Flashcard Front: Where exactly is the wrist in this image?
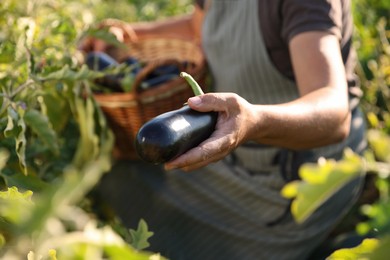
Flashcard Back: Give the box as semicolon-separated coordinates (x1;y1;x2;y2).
244;104;269;144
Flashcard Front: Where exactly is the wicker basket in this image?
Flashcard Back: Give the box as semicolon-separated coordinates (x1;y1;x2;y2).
92;35;207;160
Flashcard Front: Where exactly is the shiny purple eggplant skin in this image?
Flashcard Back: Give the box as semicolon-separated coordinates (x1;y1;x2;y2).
135;106;218;164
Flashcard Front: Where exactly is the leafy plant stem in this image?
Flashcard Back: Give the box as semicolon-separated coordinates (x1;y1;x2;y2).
11;79;35;98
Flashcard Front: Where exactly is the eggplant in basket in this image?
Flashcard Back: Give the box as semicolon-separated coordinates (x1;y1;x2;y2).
87;52;182;92
86;51;123;91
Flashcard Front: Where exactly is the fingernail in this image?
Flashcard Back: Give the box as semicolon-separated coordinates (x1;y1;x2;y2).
189;96;202;106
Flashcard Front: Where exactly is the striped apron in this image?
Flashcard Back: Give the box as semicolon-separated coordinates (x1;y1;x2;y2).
97;0;367;259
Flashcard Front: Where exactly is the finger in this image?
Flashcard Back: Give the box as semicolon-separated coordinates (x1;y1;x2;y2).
179;159;211;172
164;135;228;171
187;93;228;113
164;146;205;171
164;148;216;172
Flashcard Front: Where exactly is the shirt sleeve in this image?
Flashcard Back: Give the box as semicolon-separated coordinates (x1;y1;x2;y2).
281;0;343;43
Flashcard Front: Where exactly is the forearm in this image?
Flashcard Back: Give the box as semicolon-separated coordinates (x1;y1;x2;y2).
129;14;193;38
248;87;351;150
128;6;203;41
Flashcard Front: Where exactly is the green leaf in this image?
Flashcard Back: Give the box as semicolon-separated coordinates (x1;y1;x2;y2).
4;106;20;138
41;92;70;133
72;96;100;167
356;197;390;237
367;129;390;163
85;28;125;49
282;149;365;223
104;244;162;260
121;74;134;93
40;64;104;81
14;106;27;175
129;219;154;251
40;64;75;81
0;186;34;224
370;236;390;260
366;112;380;128
0;186;33;201
0;149;9;171
280;180;299;199
327;238;379;259
1;171;48;192
0;233;5;249
24;109;60;155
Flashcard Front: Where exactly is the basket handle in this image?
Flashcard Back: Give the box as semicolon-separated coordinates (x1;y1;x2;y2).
99;18;139;43
132;59;185;93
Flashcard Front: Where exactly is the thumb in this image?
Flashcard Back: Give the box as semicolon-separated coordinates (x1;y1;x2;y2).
187;93;223;112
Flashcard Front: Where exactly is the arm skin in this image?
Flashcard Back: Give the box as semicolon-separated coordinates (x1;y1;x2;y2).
76;7;351;172
78;5;204;52
164;31;351;171
127;6;204;42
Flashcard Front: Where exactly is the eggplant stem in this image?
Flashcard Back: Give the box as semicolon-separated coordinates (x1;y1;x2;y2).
180;72;204;96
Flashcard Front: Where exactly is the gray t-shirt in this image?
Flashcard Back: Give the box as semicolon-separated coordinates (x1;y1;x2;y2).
196;0;358;90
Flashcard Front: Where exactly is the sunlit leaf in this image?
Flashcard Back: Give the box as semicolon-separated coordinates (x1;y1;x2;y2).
4;106;19;138
356;222;372;235
282;149;365;223
0;149;9;170
299;162;331;184
280;181;299;199
356;199;390;237
370;236;390;260
367;129;390;163
40;64;104;81
327;238;379;259
104;245;162;260
0;186;34;224
1;171;48;192
85;28;125;48
0;233;5;248
15;107;27;175
48;249;57;260
24;109;60;155
366;112;380;128
129;219;154;251
0;186;33;200
41;92;70;133
72;95;100;167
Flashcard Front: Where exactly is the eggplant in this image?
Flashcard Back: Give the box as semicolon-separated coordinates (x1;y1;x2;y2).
86;51;123;91
122;57;142;75
135;105;218;164
149;64;180;77
86;51;118;71
140;74;179;90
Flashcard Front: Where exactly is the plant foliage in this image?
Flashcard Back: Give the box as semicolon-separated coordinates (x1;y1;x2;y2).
0;0;388;259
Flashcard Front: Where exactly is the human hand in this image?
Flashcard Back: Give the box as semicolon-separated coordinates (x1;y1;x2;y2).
164;92;256;172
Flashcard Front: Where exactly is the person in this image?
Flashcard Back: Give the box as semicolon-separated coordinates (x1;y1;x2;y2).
81;0;367;259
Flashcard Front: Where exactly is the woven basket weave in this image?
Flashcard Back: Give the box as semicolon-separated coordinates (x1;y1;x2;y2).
92;34;207;160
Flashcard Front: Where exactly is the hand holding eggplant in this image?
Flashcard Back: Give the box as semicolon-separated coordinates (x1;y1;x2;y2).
164;92;256;172
135;72;217;164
